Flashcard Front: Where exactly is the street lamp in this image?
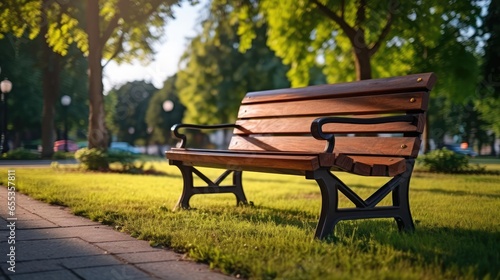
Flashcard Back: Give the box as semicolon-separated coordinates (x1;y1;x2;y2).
162;100;174;112
61;95;71;152
1;78;13;153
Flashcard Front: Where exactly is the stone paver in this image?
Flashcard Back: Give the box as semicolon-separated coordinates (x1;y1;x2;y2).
0;187;233;280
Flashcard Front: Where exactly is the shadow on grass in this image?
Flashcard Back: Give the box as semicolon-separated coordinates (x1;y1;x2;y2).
341;220;500;279
351;183;500;199
244;206;497;278
212;204;499;279
237;204;319;230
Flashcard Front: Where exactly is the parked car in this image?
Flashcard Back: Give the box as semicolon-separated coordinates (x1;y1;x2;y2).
77;141;88;149
443;144;477;157
109;142;141;154
53;140;79;152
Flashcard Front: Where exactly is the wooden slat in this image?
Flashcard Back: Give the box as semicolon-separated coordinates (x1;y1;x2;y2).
229;136;421;157
237;92;428;118
234;114;424;135
334;155;406;176
166;149;320;172
242;73;436;104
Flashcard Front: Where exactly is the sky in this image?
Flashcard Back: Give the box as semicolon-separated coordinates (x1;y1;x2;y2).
102;2;207;93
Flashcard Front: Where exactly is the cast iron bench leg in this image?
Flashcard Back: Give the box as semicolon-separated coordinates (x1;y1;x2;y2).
307;169;342;239
174;165;195;209
173;164;248;210
307;160;416;239
393;159;416;232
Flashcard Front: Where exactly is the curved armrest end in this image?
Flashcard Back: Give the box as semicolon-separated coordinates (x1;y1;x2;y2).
170;123;239;149
171;124;188;148
311;119;336;153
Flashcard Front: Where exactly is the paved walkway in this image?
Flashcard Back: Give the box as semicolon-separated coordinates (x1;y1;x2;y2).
0;187;233;280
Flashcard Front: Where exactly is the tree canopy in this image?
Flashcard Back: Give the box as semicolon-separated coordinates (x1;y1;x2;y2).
145;75;185;146
478;0;500;136
224;0;482;86
1;0;185;151
108;81;157;145
176;1;290;125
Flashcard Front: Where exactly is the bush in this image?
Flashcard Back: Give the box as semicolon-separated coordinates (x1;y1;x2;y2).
75;148;140;172
107;150;139;171
418;148;485;174
52;151;74;160
1;148;40;160
74;148;109;170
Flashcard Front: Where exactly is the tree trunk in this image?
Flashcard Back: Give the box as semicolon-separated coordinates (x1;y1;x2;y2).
40;8;62;159
491;133;497;157
86;0;109;150
353;47;372;80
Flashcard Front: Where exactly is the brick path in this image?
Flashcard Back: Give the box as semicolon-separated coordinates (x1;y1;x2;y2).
0;187;233;280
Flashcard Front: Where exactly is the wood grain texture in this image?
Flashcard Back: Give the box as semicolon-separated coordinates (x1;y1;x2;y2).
242;73;436;104
334;155;406;176
229;136;421;157
234;115;424;134
238;92;428;118
167;149;320;173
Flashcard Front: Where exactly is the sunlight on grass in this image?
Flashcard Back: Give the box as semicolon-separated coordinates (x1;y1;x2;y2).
1;161;499;279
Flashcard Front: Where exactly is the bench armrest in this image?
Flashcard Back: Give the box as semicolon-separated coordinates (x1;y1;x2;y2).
172;123;238;148
311;115;417;153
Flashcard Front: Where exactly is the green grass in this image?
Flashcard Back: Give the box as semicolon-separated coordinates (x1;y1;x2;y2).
1;161;499;279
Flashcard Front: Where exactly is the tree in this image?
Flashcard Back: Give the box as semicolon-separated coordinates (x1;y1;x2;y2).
145;75;185;146
0;35;43;147
226;0;482;85
85;0;183;150
0;32;88;151
1;0;82;157
176;1;290;126
109;81;157;145
477;0;500;155
1;0;185;151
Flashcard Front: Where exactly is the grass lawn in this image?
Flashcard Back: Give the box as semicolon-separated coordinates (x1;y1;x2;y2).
1;160;499;279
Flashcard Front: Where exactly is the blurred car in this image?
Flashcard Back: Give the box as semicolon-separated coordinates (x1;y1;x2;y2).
109;142;141;154
54;140;79;152
443;144;477;157
77;141;88;149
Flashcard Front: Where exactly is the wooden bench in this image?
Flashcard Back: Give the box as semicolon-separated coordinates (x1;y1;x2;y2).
166;72;436;239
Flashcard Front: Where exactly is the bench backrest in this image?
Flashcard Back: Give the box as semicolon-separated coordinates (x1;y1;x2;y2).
229;73;436;158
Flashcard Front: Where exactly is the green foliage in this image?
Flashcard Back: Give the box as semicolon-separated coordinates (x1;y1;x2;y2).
109;81;158;144
5;164;500;279
145;75;185;145
0;35;89;151
1;148;40;160
1;0;186;151
74;147;148;173
477;0;500;136
107;151;139;171
74;148;109;170
418;148;484;173
176;2;290;125
228;0;481;85
0;0;42;40
51;151;74;160
0;36;44;134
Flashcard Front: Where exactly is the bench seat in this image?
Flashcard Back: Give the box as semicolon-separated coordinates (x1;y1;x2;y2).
168;148;407;177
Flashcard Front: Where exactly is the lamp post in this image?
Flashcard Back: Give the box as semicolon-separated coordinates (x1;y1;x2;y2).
159;100;174;156
1;78;13;153
146;126;153;155
61;95;71;152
